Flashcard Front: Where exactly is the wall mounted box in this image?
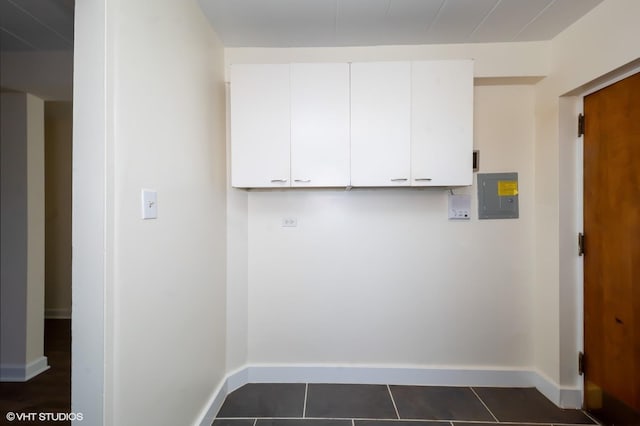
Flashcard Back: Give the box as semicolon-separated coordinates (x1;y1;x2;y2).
477;172;519;219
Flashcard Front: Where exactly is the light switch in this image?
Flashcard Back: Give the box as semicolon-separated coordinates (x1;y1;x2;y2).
141;189;157;220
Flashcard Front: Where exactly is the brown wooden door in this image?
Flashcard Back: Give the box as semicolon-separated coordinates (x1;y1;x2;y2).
583;71;640;422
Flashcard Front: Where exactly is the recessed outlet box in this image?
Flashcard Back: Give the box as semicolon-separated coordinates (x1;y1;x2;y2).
282;217;297;227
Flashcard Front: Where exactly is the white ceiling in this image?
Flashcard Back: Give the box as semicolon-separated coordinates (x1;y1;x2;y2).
199;0;603;47
0;0;74;51
0;0;605;52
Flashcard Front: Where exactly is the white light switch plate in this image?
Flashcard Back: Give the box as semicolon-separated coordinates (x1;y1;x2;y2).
448;194;471;220
141;189;158;219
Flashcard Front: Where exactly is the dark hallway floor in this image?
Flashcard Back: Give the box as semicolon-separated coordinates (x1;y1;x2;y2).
214;383;599;426
0;319;71;425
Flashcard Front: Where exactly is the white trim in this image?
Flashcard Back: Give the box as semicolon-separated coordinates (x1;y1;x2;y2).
195;367;250;425
227;366;250;393
196;379;228;426
45;308;72;319
245;365;533;387
579;62;640;98
0;356;50;382
195;364;582;424
531;369;581;409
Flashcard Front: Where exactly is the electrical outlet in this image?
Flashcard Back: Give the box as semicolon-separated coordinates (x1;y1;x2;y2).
282;217;297;227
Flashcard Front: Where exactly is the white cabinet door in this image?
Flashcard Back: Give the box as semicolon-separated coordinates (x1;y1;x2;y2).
230;64;290;188
291;63;350;187
351;62;411;187
411;60;473;186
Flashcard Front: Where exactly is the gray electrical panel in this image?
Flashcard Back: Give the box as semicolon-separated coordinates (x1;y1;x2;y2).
477;172;519;219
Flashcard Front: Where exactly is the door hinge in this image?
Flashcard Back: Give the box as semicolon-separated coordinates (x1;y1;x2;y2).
578;113;585;137
578;351;585;375
578;232;585;256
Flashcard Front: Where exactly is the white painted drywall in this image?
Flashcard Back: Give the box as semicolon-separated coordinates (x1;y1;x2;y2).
72;0;111;421
45;102;73;319
73;0;227;424
25;94;46;365
110;0;227;425
533;0;640;389
1;93;29;368
0;92;46;377
226;42;550;78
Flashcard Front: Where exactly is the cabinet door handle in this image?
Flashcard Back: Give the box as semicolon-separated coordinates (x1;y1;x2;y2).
390;178;408;182
414;178;433;181
294;179;311;183
270;179;288;183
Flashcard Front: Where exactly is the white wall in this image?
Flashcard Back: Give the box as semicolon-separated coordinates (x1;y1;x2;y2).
224;45;540;374
0;92;47;380
72;0;112;420
25;94;46;366
73;0;227;424
45;102;73;319
533;0;640;391
226;42;549;78
1;93;29;368
243;85;534;368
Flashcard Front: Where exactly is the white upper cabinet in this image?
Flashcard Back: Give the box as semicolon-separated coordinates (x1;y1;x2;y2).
350;62;412;187
230;64;290;188
291;63;350;187
411;60;474;186
230;60;473;189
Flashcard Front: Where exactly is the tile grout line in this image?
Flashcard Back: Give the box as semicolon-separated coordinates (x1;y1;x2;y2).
387;384;401;420
303;383;309;418
469;386;499;423
581;409;602;425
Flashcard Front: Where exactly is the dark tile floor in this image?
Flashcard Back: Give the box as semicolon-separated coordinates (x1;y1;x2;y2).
214;383;598;426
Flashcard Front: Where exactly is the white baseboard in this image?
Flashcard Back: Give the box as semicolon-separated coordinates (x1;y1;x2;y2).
244;365;534;387
45;308;72;319
196;379;228;426
195;364;582;424
0;356;50;382
531;369;582;409
226;367;249;394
